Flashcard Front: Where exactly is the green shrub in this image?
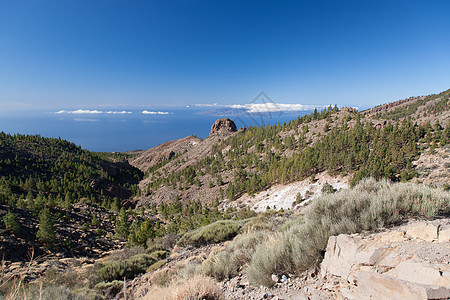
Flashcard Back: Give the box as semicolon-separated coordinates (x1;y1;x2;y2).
321;182;335;194
178;220;242;247
148;250;169;261
147;260;166;273
247;179;450;286
97;261;127;282
97;252;164;282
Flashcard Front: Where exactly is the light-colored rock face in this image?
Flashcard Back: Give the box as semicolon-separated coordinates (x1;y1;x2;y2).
403;222;439;242
356;272;427;300
320;219;450;300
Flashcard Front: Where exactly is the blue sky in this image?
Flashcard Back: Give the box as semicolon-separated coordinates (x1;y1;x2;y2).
1;0;449;112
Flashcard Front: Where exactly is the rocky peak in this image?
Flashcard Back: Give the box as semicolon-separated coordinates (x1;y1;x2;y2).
209;118;237;136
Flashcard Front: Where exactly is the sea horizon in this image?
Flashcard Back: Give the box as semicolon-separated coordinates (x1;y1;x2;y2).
0;106;317;153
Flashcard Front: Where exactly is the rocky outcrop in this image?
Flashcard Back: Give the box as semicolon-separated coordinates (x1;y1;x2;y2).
321;218;450;299
209;118;237;136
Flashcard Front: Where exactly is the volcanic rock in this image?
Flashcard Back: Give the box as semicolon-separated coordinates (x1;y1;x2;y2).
209;118;237;136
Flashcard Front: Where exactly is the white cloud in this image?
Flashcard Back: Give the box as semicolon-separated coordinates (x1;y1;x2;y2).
55;109;132;114
71;109;103;114
236;103;325;113
193;102;327;113
142;110;172;115
193;103;221;107
105;110;132;114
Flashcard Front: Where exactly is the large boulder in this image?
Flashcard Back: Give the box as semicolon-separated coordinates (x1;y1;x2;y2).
209;118;237;136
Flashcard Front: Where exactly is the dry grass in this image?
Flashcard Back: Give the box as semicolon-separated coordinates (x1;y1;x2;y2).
143;275;224;300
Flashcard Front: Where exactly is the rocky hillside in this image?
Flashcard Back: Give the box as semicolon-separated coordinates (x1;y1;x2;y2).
131;89;450;209
363;88;450;125
135;118;241;206
129;135;202;174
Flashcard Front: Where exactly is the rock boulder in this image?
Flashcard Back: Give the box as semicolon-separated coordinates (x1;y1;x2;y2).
209;118;237;136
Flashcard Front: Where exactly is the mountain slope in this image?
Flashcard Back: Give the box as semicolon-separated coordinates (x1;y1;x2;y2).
133;89;449;209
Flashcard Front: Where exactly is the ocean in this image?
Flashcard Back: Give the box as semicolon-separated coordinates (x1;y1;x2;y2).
0;106;312;152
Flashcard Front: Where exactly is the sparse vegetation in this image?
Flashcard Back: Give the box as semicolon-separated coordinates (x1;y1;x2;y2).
246;179;449;286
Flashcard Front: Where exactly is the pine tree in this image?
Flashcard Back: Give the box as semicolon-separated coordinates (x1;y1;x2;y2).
36;208;55;245
115;207;129;239
3;211;21;236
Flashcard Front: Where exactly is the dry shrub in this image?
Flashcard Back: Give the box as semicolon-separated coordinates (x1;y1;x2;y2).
177;262;202;280
149;267;177;287
143;275;223;300
173;275;224;300
142;285;173;300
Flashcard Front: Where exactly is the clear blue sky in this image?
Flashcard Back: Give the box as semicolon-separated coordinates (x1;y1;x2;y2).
1;0;449;111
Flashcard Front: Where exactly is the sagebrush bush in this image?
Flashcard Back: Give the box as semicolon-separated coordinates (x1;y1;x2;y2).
177;220;242;247
201;231;268;280
247;179;450;286
241;211;289;233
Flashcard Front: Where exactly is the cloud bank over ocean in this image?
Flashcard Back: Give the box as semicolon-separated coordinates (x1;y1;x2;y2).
141;110;172;115
229;103;325;113
193;102;327;114
55;109;132;114
52;102;326;117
